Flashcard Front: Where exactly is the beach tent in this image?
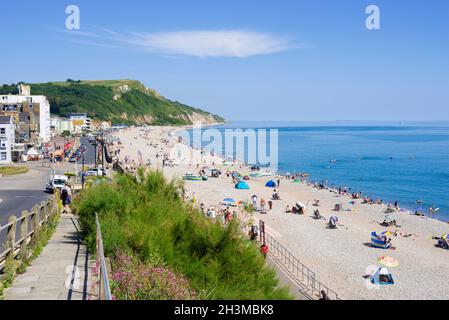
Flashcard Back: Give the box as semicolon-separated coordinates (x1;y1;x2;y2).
265;180;276;188
371;232;391;249
235;181;249;190
372;267;394;285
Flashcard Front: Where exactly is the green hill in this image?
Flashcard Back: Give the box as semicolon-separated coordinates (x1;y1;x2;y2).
0;80;225;125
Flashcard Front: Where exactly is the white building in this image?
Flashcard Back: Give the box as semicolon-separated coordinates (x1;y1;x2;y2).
0;116;15;164
68;113;91;132
50;116;74;135
0;89;51;143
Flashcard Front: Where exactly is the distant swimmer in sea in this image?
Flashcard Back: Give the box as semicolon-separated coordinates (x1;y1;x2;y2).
428;206;440;214
416;200;423;204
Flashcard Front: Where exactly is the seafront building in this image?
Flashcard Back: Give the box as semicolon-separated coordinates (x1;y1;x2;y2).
0;115;15;164
0;84;51;144
68;113;91;133
50;116;75;136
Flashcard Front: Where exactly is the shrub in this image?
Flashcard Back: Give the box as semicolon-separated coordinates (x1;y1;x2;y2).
73;169;291;300
243;202;255;213
111;251;197;300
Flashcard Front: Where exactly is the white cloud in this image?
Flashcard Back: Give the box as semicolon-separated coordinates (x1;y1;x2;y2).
67;29;296;58
126;30;294;58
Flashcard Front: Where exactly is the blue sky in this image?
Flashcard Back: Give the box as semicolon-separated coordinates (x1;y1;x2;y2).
1;0;448;121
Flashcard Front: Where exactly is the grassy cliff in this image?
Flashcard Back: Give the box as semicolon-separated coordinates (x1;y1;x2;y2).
0;80;225;126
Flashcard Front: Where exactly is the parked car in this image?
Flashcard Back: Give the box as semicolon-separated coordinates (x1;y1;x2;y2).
45;175;68;193
84;168;105;176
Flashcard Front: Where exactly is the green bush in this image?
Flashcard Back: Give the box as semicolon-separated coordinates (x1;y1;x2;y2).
73;169;291;300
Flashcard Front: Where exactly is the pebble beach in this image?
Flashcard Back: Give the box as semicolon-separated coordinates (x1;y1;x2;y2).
111;125;449;300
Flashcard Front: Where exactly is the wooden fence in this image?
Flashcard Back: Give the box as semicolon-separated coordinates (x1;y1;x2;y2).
0;192;60;272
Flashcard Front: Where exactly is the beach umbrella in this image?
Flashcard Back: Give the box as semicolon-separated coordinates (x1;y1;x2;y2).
378;255;399;267
265;180;276;188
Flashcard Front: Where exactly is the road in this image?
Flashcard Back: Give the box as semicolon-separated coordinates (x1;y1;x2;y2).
0;167;52;226
77;137;97;166
0;138;99;251
0;166;53;252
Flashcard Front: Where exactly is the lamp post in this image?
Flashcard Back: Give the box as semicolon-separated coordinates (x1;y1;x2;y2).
81;152;85;189
93;140;98;169
100;129;105;175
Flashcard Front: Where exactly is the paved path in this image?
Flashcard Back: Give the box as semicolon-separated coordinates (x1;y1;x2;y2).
4;214;94;300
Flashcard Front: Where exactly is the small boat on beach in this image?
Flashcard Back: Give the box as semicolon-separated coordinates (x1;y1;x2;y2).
249;169;276;178
183;174;208;181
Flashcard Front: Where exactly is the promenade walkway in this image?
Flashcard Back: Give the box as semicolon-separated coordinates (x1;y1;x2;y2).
4;214;94;300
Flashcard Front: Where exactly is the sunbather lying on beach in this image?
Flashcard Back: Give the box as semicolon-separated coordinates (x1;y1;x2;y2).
381;219;398;227
393;230;417;237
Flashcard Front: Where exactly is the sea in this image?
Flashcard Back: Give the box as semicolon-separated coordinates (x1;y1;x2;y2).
184;121;449;222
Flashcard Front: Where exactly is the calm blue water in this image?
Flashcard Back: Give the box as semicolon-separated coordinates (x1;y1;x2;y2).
186;122;449;222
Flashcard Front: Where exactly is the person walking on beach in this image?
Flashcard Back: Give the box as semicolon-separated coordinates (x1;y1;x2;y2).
277;179;280;188
260;198;266;211
251;194;258;208
268;200;273;211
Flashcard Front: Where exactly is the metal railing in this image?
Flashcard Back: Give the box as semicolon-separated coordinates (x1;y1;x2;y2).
95;213;112;300
0;194;59;272
263;229;340;300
